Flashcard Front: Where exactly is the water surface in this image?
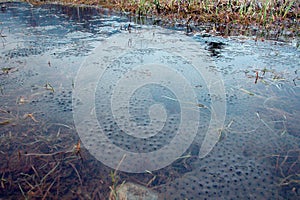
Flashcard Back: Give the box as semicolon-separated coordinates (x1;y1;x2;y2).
0;2;299;199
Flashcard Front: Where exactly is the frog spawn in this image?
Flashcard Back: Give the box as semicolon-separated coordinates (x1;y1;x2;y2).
155;96;300;199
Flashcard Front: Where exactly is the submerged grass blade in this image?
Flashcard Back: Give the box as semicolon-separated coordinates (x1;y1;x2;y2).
0;120;11;125
239;88;255;96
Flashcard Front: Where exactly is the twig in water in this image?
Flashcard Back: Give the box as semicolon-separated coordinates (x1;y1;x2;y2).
256;112;274;132
255;71;259;84
41;162;60;184
42;177;56;200
239;88;255;96
23;113;38;122
18;183;28;200
69;162;82;186
45;83;54;93
145;170;156;187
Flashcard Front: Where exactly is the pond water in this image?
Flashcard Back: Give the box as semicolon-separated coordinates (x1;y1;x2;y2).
0;1;299;199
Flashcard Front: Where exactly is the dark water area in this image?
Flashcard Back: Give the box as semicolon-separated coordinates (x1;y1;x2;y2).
0;1;299;199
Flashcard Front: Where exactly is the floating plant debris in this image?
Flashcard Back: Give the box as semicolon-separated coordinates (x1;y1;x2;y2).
44;83;55;93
